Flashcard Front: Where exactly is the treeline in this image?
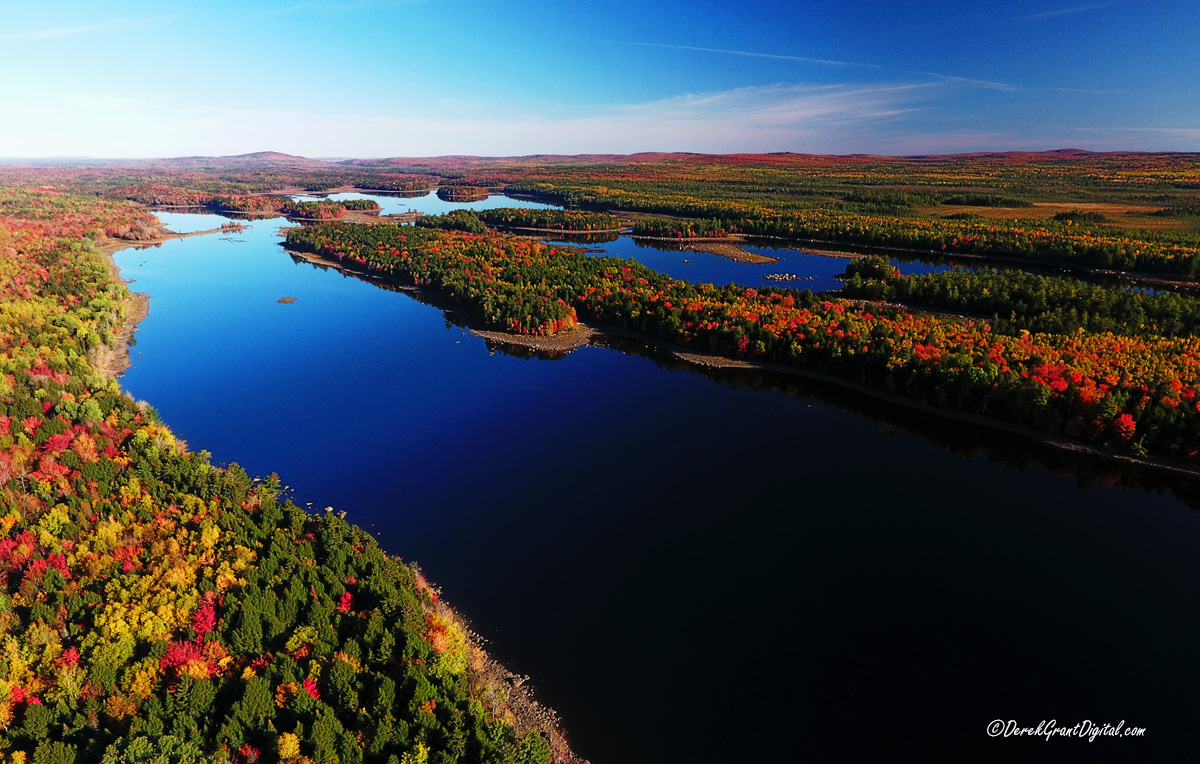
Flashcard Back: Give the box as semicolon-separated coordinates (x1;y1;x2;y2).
841;257;1200;339
631;217;728;238
841;190;1031;213
209;195;285;214
436;188;488;202
940;193;1032;208
287;224;578;336
506;181;1200;277
0;190;560;764
285;222;1200;463
128;189;215;207
415;211;487;235
355;176;436;193
842;189;937;210
476;208;619;231
8;150;1198;219
49;158;1199;278
342;199;382;213
1052;210;1109;224
168;195;383;218
1153;200;1200;218
281;200;381;220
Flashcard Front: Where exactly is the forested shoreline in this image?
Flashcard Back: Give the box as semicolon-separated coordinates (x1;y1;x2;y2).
284;220;1200;466
0;188;573;764
2;149;1200;761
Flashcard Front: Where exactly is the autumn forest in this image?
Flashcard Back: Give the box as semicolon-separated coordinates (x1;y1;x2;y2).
2;149;1200;763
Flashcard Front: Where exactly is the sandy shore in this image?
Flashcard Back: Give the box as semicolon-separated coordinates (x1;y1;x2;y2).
95;224;239;256
472;324;598;352
630;234;739;243
791;246;873;260
681;240;779;264
624;234;781;264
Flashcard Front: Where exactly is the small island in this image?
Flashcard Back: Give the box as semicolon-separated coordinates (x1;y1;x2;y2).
3;148;1200;764
282;199;382;220
354;176;436;194
436;186;489;202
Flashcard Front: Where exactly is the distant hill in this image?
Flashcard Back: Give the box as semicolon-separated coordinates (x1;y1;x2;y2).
341;149;1193;172
153;151;334;170
2;149;1194;172
0;151;335;170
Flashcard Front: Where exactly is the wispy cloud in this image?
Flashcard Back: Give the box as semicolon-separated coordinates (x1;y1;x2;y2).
234;81;933;155
1056;125;1200;141
1136;127;1200;140
0;17;172;41
607;41;880;70
0;81;940;157
921;73;1122;96
592;37;1026;90
8;78;1182;159
1051;86;1127;95
591;38;1119;95
920;72;1024;92
1011;1;1133;23
616;82;931;130
875;130;1041;155
886;0;1133;34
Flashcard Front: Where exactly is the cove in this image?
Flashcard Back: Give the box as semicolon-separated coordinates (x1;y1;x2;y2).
551;235;950;292
112;208;1200;763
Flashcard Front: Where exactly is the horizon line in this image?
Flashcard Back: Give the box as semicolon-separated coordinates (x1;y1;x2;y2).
4;147;1199;164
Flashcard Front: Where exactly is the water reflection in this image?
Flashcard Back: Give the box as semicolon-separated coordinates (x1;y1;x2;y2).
154;210;239;233
510;230;621;245
113;214;1200;764
288;245;1200;510
316;190;561;217
350;188;431;198
591;332;1200;510
548;235;944;292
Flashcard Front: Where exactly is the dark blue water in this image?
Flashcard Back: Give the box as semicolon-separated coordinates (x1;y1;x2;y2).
248;193;952;292
552;235;950;292
118;214;1200;763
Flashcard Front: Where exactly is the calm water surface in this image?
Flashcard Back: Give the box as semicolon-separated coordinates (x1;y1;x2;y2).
309;190;561;216
549;236;948;292
121;211;1200;763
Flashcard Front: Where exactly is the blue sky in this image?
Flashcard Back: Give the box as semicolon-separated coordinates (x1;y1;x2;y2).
0;0;1196;157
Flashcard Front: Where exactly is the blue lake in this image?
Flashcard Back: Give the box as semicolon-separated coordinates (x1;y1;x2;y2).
123;210;1200;763
303;189;561;216
155;211;230;233
550;235;949;292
